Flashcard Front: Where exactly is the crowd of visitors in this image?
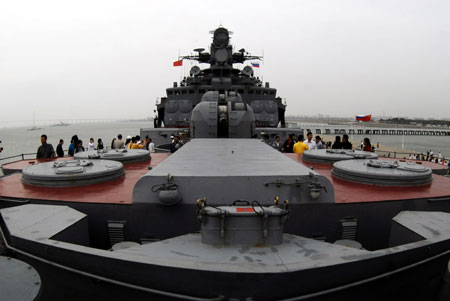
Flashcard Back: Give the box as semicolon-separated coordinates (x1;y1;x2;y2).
404;150;447;164
36;133;157;159
265;132;449;166
33;131;450;166
269;132;359;154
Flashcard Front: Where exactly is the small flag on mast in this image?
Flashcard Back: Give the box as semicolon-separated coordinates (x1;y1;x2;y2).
356;114;371;122
173;59;183;67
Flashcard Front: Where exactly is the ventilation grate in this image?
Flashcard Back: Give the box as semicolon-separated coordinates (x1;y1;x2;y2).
340;217;358;240
107;221;126;246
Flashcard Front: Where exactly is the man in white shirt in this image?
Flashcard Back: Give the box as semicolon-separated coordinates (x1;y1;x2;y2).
144;136;155;153
148;138;155;153
304;132;317;150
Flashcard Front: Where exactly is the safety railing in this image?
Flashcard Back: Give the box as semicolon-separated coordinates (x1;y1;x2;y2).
0;153;37;164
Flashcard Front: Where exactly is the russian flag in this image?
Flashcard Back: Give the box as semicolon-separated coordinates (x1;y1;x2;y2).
173;59;183;67
356;114;371;122
251;62;260;68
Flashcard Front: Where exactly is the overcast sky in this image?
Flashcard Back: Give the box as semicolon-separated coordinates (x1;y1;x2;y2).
1;0;449;126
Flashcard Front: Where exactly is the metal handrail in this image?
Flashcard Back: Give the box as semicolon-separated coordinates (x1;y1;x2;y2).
0;153;37;163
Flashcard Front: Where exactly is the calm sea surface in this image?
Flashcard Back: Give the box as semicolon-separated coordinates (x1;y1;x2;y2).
0;121;449;162
0;121;153;162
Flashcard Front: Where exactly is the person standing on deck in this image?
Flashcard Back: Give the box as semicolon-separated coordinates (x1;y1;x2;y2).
56;139;64;157
124;136;132;149
37;134;55;159
304;132;316;150
97;138;104;150
315;136;325;149
332;136;342;149
293;134;309;154
130;136;145;149
272;136;282;151
75;140;85;153
88;138;95;151
341;135;352;150
363;138;372;152
147;137;155;153
113;134;125;149
153;110;159;128
68;135;78;156
282;136;294;153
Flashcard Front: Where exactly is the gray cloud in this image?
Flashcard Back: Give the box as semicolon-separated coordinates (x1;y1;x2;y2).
1;0;449;126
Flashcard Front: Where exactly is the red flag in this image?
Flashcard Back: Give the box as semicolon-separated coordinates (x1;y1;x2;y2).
356;114;371;122
173;60;183;67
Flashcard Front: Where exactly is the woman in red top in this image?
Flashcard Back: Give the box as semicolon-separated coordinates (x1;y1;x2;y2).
362;138;372;152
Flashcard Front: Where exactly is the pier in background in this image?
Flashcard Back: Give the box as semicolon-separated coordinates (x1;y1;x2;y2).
287;123;450;136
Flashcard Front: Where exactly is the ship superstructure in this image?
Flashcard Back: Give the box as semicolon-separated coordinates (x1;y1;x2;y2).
156;27;286;129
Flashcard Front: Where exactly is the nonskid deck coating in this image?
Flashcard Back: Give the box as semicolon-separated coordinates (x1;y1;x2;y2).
150;139;316;177
0;153;169;204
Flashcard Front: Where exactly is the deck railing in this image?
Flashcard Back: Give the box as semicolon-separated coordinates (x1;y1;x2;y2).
0;153;37;164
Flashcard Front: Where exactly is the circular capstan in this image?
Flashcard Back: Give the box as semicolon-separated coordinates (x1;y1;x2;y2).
332;159;433;186
303;149;378;164
22;159;124;187
74;149;150;164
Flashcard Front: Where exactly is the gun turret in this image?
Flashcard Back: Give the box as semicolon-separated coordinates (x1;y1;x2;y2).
190;91;255;138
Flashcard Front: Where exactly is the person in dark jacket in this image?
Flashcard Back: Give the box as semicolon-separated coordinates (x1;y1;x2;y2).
170;136;182;153
75;140;85;153
37;134;55;159
97;138;104;150
282;136;294;153
56;139;64;157
332;136;342;149
341;134;352;150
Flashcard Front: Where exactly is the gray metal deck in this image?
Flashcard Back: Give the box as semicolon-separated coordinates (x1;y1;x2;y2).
150;138;318;177
2;205;450;273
